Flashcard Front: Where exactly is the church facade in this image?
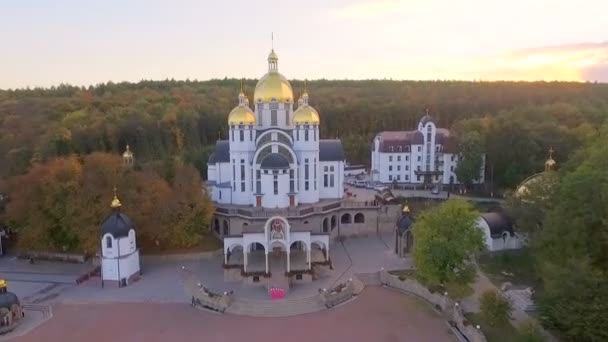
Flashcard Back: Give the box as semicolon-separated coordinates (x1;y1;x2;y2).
371;114;485;186
207;50;344;209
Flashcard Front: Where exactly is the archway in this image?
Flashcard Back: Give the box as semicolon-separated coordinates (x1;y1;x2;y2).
354;213;365;224
214;219;220;234
226;244;244;265
331;215;337;231
341;213;351;224
311;241;328;262
322;218;329;233
223;220;229;235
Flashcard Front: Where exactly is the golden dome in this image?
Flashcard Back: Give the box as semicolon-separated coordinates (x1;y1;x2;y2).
110;187;122;209
0;280;6;289
292;104;320;125
254;72;294;103
228;105;256;125
268;49;278;61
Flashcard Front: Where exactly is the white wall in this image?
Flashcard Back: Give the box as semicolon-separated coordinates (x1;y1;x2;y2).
319;161;343;199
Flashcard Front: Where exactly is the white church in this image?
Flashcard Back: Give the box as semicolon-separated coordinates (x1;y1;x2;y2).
371;113;485;186
100;189;141;288
207;50;344;209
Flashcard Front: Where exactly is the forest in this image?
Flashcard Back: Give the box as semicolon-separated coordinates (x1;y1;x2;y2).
1;79;607;188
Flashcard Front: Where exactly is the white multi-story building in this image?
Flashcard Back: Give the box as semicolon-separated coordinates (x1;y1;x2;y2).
371;114;485;186
207;50;344;209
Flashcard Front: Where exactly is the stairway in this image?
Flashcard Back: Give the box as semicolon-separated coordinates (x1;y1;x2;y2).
351;276;366;295
225;295;326;317
21;303;53;319
355;272;381;286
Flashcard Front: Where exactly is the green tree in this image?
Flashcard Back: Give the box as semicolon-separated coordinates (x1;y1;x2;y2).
412;199;484;285
536;127;608;341
455;130;484;187
480;289;512;327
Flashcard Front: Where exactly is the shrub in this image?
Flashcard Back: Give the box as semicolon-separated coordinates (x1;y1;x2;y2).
515;321;546;342
480;290;512;326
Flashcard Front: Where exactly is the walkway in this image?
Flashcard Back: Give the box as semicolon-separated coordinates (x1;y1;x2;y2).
14;287;457;342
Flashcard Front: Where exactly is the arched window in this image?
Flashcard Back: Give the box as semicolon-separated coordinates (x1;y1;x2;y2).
322;218;329;233
223;220;229;235
341;213;352;224
106;236;112;249
331;216;337;230
354;213;365;224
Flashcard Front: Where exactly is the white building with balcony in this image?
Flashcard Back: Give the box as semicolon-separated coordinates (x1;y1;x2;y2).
370;114;485;186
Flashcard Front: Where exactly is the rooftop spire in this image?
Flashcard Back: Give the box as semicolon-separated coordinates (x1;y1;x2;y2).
545;147;557;172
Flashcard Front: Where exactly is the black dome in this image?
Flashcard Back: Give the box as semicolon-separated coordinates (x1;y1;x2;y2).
260;153;290;169
0;292;19;310
101;212;134;238
397;215;414;235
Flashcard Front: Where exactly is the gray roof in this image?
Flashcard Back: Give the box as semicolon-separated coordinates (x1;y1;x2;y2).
260;153;290;169
101;212;134;238
419;114;434;126
319;140;345;161
397;215;414;235
375;131;424;152
208;140;229;164
481;212;515;238
0;291;19;310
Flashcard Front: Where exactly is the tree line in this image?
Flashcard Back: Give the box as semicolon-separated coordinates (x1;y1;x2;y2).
2;79;607;189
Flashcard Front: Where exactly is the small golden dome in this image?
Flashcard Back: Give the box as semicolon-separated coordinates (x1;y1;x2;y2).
122;144;133;158
110;187;122;209
254;72;294;103
228;105;256;125
292;104;320;125
403;205;411;213
0;280;6;288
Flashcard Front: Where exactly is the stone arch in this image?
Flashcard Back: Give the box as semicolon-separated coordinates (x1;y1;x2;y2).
289;240;309;251
247;242;267;253
253;142;297;167
331;215;337;230
354;212;365;223
255;129;294;147
214;218;220;234
223;220;229;235
322;218;329;233
341;213;352;224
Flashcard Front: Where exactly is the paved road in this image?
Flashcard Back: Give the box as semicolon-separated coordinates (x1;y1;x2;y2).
15;287;456;342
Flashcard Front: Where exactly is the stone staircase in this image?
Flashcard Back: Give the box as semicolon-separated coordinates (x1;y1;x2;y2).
225;295;326;317
355;272;381;286
21;303;53;319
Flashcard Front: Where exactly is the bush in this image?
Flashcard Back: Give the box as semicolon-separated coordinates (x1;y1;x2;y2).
515;321;546;342
480;290;512;327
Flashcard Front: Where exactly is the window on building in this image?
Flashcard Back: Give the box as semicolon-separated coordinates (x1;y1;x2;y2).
330;166;335;187
231;128;234;141
239;129;244;142
389;165;392;171
232;160;236;191
417;156;421;162
389;175;393;181
289;169;295;192
417;175;421;181
106;236;112;248
285;111;290;125
256;170;261;193
397;165;401;171
405;165;409;171
451;155;455;161
314;128;317;141
406;155;409;161
305;129;309;141
389;156;393;162
405;175;409;181
271;110;278;126
249;128;253;141
406;146;410;152
417;146;422;152
240;160;246;192
313;159;317;190
451;166;454;171
397;156;401;162
273;175;278;195
304;159;309;191
397;175;401;181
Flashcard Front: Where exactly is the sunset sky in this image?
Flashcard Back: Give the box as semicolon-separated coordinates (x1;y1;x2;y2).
1;0;607;88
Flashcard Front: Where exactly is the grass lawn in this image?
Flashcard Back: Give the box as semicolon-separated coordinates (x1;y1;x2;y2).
465;312;520;342
478;248;539;288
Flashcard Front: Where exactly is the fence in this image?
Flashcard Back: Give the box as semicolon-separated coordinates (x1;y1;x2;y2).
379;270;487;342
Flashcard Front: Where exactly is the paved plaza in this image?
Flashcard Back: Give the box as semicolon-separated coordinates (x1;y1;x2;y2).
14;287;456;342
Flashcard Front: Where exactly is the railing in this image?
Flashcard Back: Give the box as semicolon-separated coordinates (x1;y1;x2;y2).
214;200;356;218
